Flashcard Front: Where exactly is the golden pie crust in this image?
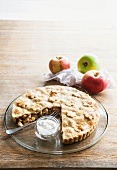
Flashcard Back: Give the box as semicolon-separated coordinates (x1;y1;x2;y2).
12;85;100;144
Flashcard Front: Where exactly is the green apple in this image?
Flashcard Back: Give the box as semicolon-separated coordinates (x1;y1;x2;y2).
77;55;100;74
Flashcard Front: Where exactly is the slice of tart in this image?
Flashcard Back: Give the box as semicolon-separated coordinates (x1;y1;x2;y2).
12;85;100;144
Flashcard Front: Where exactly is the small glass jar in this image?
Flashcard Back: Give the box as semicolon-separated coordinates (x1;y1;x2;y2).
35;115;60;141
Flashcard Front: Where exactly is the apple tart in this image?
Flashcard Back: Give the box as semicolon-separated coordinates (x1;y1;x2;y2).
12;85;100;144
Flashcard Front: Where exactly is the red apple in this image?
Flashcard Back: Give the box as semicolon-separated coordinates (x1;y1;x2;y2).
49;56;71;74
81;70;108;94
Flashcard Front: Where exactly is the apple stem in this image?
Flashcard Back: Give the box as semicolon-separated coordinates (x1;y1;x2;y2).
94;72;99;77
56;56;62;60
83;62;88;67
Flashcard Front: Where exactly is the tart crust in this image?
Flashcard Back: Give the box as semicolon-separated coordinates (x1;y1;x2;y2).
12;85;100;144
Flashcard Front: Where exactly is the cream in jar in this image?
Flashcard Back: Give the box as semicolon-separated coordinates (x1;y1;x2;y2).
35;116;60;140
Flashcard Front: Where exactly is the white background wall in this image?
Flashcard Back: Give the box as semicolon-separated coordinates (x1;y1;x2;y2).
0;0;116;23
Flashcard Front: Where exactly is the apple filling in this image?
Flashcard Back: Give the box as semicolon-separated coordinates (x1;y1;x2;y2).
13;106;61;126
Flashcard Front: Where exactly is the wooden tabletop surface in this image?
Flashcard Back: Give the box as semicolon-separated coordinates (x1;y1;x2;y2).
0;20;117;169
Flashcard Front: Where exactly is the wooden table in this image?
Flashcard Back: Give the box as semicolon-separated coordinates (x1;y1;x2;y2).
0;20;117;169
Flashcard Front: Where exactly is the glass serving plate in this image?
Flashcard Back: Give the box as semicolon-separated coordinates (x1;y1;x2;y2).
4;97;108;155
